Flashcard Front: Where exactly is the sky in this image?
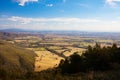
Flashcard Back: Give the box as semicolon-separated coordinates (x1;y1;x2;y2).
1;0;120;32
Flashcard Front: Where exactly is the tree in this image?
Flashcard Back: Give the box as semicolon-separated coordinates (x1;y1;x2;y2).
58;52;84;73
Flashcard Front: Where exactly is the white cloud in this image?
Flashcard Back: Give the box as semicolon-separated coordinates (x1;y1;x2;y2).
46;4;53;7
1;16;119;32
8;16;32;24
106;0;120;7
8;16;99;24
16;0;38;6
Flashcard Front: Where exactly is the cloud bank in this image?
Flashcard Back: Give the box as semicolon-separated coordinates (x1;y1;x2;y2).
8;16;99;24
0;16;119;32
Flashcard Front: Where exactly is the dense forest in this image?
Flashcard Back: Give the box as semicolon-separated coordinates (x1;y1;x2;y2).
0;43;120;80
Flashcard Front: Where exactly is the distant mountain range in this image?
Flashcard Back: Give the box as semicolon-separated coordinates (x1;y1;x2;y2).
0;28;57;33
1;28;120;37
1;28;120;33
0;28;28;32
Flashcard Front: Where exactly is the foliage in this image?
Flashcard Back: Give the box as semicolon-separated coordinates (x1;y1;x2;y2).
58;43;120;73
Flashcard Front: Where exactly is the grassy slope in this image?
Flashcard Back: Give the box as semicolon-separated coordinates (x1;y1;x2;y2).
0;41;36;76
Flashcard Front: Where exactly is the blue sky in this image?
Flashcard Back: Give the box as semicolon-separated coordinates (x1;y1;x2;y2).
1;0;120;32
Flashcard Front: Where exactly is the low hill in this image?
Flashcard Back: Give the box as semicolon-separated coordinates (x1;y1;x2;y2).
0;41;36;78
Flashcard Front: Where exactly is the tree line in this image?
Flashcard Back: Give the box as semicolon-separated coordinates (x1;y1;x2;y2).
58;43;120;74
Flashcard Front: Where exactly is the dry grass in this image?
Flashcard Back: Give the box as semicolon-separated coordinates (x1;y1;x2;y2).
33;47;85;71
63;47;86;56
34;51;63;72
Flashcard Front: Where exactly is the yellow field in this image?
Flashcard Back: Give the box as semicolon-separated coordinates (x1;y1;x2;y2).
34;51;63;72
63;47;86;56
29;47;86;72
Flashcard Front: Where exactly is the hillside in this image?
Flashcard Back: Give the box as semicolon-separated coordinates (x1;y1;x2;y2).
0;41;36;78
